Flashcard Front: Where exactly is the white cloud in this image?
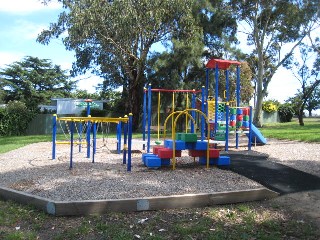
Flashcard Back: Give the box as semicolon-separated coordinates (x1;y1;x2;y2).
12;20;47;40
75;74;104;94
0;0;61;14
266;68;300;103
0;52;24;67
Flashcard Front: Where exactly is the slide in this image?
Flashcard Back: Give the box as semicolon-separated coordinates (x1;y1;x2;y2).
248;124;267;144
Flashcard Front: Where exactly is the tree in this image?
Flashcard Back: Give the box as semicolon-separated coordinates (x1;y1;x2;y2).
287;88;320;118
38;0;207;129
229;0;319;126
288;44;320;125
305;87;320;117
0;56;76;110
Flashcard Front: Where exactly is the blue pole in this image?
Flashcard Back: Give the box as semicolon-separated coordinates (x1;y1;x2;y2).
52;114;57;160
92;122;96;163
79;122;82;152
142;88;147;150
236;65;241;149
86;117;91;158
201;86;205;140
117;121;122;154
225;69;230;151
147;84;152;153
123;118;128;164
116;122;119;152
127;113;133;171
205;68;209;100
86;102;91;116
248;106;253;150
70;120;74;169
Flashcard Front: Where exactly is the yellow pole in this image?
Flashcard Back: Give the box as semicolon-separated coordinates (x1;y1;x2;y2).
172;117;176;170
172;92;175;136
157;91;161;141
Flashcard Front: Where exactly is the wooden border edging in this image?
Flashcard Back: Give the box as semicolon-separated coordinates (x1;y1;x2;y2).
0;187;279;216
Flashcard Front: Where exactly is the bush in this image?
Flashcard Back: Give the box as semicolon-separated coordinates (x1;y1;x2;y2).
278;104;295;122
0;101;35;136
6;101;35;135
80;108;107;117
0;107;7;136
262;99;279;113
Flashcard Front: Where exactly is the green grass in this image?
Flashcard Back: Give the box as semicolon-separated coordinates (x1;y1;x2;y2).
0;201;318;240
260;118;320;142
0;135;52;154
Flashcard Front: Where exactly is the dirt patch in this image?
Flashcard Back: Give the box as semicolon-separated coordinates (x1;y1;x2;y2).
268;190;320;228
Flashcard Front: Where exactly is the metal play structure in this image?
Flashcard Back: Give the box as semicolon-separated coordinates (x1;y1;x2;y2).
142;85;202;153
52;114;133;171
141;58;259;169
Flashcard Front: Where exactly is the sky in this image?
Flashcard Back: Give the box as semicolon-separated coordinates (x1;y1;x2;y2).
0;0;308;103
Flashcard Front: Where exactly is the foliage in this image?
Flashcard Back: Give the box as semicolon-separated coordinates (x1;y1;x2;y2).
0;107;6;136
71;90;101;100
305;87;320;116
285;95;301;116
229;0;319;126
0;101;35;136
80;108;107;117
277;104;295;123
0;56;76;110
262;99;280;113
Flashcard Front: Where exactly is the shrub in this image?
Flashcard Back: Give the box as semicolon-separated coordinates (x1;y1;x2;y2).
262;100;279;113
0;101;35;136
6;101;35;135
80;108;107;117
278;104;295;122
0;107;7;136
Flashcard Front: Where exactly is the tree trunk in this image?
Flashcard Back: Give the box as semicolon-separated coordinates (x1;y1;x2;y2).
253;48;265;127
298;108;305;126
129;83;143;131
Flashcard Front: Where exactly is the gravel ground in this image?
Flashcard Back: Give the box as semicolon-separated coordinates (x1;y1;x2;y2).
0;138;319;201
249;138;320;178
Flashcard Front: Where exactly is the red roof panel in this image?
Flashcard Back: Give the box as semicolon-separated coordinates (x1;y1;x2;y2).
206;59;241;70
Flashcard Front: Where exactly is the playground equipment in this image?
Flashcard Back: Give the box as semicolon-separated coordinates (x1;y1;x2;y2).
52;114;133;171
142;85;202;153
205;58;253;150
142;108;230;169
141;58;266;169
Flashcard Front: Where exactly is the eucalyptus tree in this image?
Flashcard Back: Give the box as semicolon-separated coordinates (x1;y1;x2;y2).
291;44;320;125
38;0;207;129
228;0;319;126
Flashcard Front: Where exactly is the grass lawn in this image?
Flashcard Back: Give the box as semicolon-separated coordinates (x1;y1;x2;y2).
260;118;320;142
0;200;319;240
0;118;320;239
